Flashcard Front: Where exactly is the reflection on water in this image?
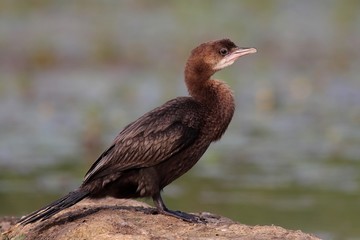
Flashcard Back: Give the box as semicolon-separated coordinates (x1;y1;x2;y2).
1;1;360;240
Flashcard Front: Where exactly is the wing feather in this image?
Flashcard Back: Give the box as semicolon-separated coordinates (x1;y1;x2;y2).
83;98;202;184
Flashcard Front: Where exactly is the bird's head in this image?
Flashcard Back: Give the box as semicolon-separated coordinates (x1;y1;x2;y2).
186;39;256;79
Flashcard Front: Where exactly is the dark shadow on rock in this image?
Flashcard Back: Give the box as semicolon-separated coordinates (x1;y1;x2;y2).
33;205;154;232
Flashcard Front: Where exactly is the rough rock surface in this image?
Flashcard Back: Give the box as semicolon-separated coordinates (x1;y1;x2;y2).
2;198;320;240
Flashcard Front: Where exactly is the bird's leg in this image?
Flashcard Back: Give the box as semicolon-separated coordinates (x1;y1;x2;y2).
152;193;205;223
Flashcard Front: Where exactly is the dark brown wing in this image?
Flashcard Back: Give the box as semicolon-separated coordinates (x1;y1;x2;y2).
83;97;203;184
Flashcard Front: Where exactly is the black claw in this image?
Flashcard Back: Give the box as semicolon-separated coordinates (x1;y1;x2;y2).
163;209;206;223
152;193;207;223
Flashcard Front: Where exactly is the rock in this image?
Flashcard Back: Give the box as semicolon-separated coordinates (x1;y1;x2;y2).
2;198;320;240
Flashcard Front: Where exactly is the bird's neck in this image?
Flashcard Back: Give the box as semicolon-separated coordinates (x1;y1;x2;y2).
185;66;235;133
184;61;213;103
184;63;234;106
191;78;235;141
184;61;235;132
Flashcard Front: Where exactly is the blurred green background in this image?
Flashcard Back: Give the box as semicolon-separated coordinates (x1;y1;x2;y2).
1;1;360;239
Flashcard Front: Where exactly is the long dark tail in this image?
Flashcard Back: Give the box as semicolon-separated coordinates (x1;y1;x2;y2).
17;189;89;225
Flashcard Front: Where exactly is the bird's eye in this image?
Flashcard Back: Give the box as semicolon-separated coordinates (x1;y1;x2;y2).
219;48;229;56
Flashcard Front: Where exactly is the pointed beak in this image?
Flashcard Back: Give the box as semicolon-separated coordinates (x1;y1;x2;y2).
214;47;257;70
230;47;257;60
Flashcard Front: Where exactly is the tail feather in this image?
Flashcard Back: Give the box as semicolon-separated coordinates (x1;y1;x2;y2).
17;189;89;225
